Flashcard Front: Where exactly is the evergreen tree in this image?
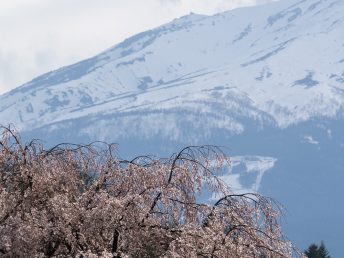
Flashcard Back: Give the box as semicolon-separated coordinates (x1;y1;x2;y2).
305;244;319;258
318;241;331;258
305;242;331;258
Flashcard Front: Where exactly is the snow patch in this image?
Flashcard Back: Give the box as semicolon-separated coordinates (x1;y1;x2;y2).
220;156;277;194
304;135;319;145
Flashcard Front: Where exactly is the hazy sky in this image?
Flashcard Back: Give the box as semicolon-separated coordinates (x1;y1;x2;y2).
0;0;276;94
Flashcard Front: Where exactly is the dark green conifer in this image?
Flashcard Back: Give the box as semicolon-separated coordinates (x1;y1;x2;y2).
305;242;330;258
317;241;331;258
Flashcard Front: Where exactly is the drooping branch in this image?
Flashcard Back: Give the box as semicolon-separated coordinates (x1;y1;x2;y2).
0;127;302;257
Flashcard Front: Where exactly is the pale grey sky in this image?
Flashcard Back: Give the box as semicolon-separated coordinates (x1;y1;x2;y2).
0;0;276;94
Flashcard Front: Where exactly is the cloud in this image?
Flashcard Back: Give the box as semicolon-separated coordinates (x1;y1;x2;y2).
0;0;277;94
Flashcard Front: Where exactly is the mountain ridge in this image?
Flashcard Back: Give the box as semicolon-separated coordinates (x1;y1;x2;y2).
1;0;344;135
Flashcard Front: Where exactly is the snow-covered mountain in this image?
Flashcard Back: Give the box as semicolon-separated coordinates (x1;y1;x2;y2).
1;0;344;134
1;0;344;256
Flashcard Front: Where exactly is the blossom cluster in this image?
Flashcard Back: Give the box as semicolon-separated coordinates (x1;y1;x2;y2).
0;127;302;257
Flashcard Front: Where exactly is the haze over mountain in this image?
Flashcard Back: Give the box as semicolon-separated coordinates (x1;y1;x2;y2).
1;0;344;256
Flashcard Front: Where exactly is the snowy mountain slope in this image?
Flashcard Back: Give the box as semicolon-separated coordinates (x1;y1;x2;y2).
1;0;344;135
219;156;277;194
